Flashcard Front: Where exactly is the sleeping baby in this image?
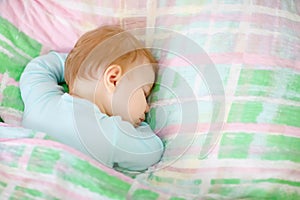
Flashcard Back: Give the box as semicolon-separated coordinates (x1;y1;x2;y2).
20;25;164;171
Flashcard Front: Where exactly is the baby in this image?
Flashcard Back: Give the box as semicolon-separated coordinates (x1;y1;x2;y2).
20;26;164;171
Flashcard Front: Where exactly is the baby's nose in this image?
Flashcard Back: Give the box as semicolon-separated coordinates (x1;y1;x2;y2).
145;104;150;113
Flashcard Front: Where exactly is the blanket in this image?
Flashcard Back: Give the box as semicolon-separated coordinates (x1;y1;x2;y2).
0;0;300;199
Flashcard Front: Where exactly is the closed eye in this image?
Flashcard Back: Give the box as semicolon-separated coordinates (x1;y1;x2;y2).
143;90;148;97
143;84;153;97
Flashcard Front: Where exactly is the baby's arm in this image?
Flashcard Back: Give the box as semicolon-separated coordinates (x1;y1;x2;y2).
73;96;164;171
115;121;164;171
77;114;164;171
20;51;67;114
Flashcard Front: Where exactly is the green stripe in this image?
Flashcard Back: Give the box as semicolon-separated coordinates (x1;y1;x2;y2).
2;86;24;111
0;144;24;168
152;76;162;93
218;132;253;159
273;105;300;127
218;132;300;162
172;72;181;88
253;178;300;187
62;157;130;199
0;39;30;60
169;197;186;200
287;74;300;98
147;108;157;130
194;179;202;185
210;178;300;187
236;69;300;101
0;181;7;194
15;186;43;198
227;102;263;123
150;175;174;184
0;50;27;81
0;16;41;59
0;39;29;81
0;181;7;187
208;186;300;199
0;16;41;113
27;147;60;174
131;189;159;200
228;101;300;127
10;186;59;200
263;135;300;162
211;179;241;185
238;69;273;87
283;72;300;101
28;147;132;199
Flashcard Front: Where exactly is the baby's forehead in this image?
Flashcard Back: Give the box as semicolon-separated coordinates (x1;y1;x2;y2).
128;58;155;73
122;63;155;85
133;56;154;66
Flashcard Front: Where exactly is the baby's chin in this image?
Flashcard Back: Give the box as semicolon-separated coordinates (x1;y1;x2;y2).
132;119;143;127
133;121;141;128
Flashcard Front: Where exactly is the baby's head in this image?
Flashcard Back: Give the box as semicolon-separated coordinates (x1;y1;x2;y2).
65;26;157;126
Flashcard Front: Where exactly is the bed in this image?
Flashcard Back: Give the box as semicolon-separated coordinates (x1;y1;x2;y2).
1;0;300;199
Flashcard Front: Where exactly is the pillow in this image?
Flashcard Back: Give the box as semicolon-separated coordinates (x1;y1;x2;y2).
135;0;300;199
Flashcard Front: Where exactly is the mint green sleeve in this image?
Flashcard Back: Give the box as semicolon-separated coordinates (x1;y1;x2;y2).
20;51;67;110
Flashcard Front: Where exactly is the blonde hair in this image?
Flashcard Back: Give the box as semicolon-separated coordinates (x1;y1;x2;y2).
65;25;157;91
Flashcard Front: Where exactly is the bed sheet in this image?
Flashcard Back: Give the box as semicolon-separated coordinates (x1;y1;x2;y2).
1;0;300;199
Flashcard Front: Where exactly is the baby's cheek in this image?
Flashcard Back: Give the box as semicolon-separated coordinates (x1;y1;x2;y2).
128;95;139;115
129;98;141;115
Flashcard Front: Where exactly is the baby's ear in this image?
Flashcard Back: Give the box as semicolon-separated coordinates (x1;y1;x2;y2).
103;64;122;93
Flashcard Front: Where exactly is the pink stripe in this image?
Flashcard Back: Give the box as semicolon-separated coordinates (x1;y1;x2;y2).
157;12;299;34
160;52;299;70
1;139;166;195
0;74;19;87
18;148;31;169
0;74;20;119
1;138;133;183
0;1;119;52
224;123;300;138
0;122;10;127
252;13;300;34
0;1;79;52
253;1;281;8
155;123;210;138
0;170;97;200
157;123;300;138
163;144;219;159
235;53;299;70
156;166;300;179
157;124;300;158
0;110;22;126
157;13;250;26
